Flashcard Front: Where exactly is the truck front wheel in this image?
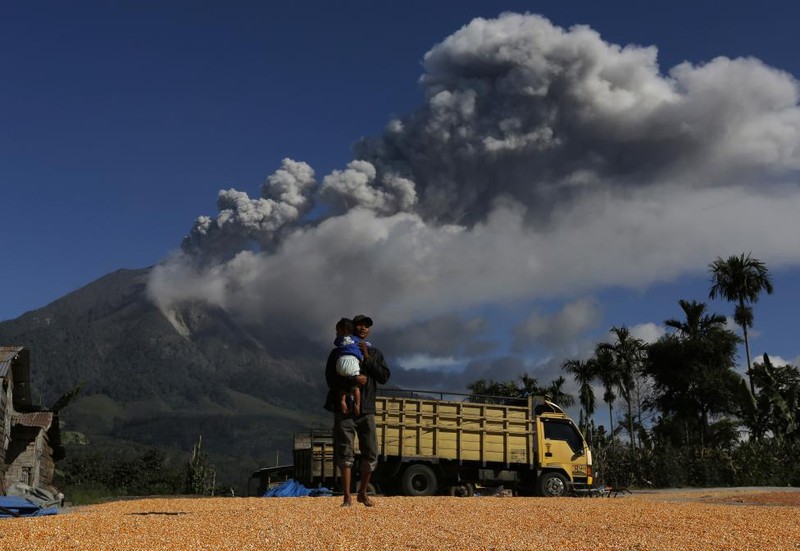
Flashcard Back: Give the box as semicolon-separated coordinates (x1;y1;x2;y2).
538;472;569;497
401;464;438;496
448;482;474;497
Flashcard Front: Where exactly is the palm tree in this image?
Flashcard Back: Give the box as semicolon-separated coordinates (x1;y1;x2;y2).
597;326;647;452
590;347;619;449
562;359;596;436
665;299;727;339
518;373;543;397
648;299;741;447
709;253;774;395
545;376;575;408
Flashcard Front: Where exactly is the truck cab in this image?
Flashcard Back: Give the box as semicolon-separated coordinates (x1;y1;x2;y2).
533;400;592;496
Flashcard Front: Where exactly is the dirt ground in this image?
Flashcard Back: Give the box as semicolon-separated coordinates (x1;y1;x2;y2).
633;486;800;507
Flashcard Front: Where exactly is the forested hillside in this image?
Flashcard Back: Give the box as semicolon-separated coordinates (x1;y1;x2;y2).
0;268;331;493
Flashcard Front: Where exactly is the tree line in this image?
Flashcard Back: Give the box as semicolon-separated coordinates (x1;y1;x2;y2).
470;253;800;488
56;435;223;504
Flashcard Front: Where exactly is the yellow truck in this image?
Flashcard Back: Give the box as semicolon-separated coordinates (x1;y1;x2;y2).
290;389;592;497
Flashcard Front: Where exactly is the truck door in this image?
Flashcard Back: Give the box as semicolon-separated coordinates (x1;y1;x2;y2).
539;417;587;473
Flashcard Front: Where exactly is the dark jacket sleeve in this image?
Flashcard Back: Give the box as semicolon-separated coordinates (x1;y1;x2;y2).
361;347;391;385
356;346;391;415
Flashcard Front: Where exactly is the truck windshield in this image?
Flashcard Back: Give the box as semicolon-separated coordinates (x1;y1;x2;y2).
542;418;584;455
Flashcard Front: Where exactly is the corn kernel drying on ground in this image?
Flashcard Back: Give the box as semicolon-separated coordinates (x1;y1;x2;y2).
1;488;799;551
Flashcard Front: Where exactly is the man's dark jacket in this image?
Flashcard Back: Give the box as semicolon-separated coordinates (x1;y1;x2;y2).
324;345;391;414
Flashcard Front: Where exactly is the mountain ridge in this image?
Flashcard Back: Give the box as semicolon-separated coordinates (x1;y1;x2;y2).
0;267;331;491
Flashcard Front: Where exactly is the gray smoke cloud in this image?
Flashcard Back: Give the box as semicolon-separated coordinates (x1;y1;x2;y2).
181;158;317;260
148;13;800;388
512;298;602;352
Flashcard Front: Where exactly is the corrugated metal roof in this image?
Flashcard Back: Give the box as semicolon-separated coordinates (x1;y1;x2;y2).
12;411;53;430
0;346;26;378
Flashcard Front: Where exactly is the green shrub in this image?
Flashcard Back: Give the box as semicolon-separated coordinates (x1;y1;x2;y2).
594;436;797;489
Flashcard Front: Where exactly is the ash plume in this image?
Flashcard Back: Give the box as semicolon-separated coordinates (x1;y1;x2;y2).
181;158;317;261
148;13;800;382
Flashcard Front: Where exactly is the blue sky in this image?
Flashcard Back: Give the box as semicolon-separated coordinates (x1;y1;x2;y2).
3;1;800;393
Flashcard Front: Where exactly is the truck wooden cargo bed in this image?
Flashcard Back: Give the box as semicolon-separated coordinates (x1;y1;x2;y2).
376;395;536;467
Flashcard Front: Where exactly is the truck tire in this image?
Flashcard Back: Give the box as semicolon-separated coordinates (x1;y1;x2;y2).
400;464;438;496
538;471;569;497
448;482;474;497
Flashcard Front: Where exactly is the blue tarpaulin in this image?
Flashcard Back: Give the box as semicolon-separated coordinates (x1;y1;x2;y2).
262;479;332;498
0;495;58;518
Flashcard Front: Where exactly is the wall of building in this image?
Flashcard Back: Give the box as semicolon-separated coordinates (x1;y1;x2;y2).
4;426;53;489
0;377;11;469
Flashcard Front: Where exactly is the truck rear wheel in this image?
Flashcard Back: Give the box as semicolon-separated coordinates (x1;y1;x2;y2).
538;472;569;497
401;464;438;496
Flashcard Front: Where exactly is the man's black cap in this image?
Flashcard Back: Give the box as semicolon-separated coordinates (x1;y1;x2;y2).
352;314;373;327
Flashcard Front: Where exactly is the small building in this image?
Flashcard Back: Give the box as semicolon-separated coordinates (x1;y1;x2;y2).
0;346;56;493
5;412;54;489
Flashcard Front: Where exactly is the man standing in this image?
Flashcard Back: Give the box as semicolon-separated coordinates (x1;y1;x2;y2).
325;314;391;507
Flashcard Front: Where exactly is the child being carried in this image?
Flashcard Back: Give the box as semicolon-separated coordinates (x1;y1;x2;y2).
334;317;364;416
